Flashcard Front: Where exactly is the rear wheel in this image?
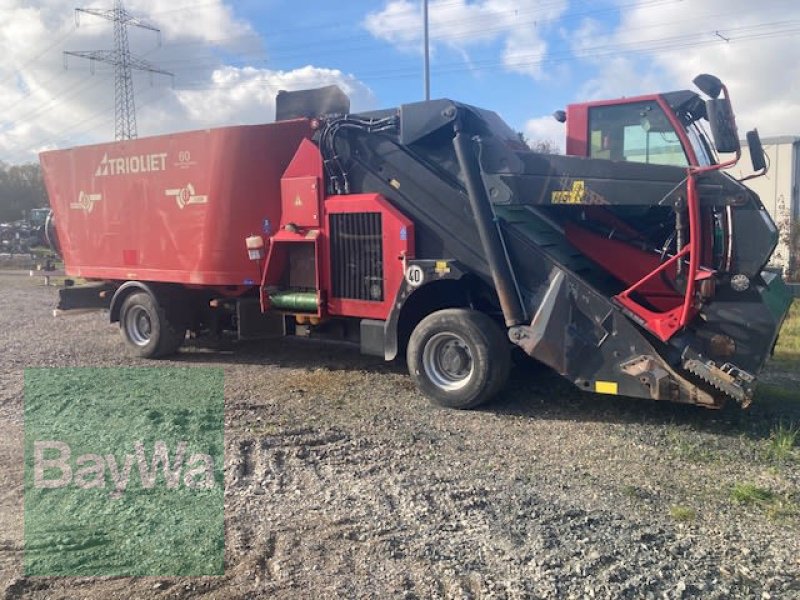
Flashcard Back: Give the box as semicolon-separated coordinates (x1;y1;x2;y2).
119;291;184;358
407;308;510;409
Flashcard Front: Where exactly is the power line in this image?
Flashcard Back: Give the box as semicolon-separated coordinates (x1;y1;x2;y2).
5;3;800;161
3;85;169;163
64;0;172;140
0;28;78;88
139;0;786;76
169;20;800;91
4;75;112;126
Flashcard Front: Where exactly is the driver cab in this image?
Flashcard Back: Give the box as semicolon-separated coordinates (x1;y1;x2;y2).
587;100;689;166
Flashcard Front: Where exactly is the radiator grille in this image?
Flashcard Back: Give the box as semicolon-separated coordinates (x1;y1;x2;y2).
330;212;384;301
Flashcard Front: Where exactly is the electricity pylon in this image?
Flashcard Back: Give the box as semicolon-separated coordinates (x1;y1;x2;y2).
64;0;172;140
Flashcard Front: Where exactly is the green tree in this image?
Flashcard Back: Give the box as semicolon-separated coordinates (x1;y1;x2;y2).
0;162;47;223
516;131;560;154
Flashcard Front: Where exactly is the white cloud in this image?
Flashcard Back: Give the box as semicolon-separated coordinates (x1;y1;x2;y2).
569;0;800;137
0;1;374;163
123;0;251;44
523;115;564;153
159;65;374;130
363;0;568;78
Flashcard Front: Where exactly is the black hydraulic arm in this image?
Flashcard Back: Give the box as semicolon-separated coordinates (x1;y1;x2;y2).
452;116;526;326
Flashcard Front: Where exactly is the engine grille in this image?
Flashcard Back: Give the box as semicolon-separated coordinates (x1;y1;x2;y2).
330;212;384;301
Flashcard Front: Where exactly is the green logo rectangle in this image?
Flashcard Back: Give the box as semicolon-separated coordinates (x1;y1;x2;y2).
24;368;224;576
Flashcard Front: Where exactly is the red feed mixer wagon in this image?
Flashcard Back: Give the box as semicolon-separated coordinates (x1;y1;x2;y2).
41;80;792;410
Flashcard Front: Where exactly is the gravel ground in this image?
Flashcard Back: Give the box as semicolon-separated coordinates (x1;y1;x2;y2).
1;269;799;599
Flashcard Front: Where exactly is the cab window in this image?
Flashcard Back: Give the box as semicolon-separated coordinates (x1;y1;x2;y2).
588;101;688;167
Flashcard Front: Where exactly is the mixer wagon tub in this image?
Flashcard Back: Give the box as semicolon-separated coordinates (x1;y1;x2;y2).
40;120;313;286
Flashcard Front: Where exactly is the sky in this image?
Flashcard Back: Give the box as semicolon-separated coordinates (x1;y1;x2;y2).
1;0;800;164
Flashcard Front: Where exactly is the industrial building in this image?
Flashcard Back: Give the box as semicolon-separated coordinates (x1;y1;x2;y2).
737;135;800;278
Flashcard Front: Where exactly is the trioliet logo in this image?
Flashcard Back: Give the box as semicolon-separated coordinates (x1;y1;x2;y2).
70;190;102;213
95;152;168;177
165;183;208;209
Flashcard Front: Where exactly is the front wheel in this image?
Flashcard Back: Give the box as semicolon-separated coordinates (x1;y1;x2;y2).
407;308;510;409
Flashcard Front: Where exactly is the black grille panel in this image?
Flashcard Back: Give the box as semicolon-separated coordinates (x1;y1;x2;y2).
330;212;384;301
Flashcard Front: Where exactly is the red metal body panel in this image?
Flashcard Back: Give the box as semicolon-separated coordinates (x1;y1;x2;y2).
260;139;414;321
40;120;312;286
281;176;321;227
259;139;326;312
564;222;681;312
280;139;323;228
565;102;588;157
323;194;414;320
260;229;324;316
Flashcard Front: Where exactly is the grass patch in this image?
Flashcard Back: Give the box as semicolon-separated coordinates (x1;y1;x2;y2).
757;384;800;403
767;420;798;462
665;427;718;463
765;499;799;521
729;483;798;520
669;505;697;522
753;383;800;414
730;482;775;505
773;300;799;363
621;484;640;499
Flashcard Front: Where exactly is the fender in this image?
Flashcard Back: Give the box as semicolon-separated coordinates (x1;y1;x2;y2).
108;281;161;323
383;259;471;360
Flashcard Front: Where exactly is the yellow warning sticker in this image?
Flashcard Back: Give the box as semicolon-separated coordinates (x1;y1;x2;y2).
552;180;586;204
594;381;618;395
435;261;451;275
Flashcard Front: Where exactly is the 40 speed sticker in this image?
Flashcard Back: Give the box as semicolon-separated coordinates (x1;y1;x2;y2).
405;265;425;287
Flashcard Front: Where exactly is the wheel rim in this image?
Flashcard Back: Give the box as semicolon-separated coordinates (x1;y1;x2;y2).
422;332;474;391
125;305;152;346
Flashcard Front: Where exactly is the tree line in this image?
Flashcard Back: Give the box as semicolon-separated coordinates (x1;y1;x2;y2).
0;162;47;223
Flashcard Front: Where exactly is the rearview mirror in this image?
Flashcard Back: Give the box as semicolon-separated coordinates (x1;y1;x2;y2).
706;97;740;154
693;74;723;99
746;129;767;172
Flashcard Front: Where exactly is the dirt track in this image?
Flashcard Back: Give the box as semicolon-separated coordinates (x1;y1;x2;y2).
1;269;799;599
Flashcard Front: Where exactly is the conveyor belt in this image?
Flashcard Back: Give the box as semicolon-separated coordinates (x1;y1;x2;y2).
495;204;611;294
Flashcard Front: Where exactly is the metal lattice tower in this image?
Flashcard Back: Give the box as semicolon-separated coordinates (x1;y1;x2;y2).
64;0;172;140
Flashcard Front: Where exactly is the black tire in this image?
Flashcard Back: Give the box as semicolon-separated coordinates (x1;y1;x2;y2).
119;291;184;358
407;308;510;409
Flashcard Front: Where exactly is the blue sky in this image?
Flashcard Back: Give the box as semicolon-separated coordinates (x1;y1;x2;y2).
233;0;619;128
1;0;799;163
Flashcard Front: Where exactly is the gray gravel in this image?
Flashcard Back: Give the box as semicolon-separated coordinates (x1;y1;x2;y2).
1;269;799;599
